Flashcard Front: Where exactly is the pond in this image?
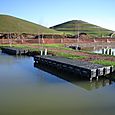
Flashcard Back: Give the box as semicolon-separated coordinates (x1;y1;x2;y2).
0;52;115;115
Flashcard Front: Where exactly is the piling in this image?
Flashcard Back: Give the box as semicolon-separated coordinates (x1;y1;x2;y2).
40;50;43;56
112;51;114;56
102;48;105;54
44;49;48;55
102;48;113;56
109;48;112;55
105;49;108;55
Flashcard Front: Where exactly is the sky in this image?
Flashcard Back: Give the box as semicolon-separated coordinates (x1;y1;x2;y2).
0;0;115;31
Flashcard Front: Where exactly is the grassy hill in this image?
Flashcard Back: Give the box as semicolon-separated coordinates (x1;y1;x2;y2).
50;20;113;37
0;14;61;34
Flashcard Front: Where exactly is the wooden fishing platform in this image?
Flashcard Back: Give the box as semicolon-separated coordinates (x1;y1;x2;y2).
34;56;114;81
1;47;28;55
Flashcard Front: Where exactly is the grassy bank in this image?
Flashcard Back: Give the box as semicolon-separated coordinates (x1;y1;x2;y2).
0;44;38;52
31;43;74;51
0;44;115;66
92;60;115;67
0;44;86;59
50;51;87;59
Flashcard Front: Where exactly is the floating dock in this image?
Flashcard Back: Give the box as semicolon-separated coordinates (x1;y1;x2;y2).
34;56;114;81
1;47;28;55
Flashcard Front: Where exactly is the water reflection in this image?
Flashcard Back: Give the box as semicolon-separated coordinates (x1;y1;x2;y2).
75;78;112;90
34;63;113;91
0;51;28;65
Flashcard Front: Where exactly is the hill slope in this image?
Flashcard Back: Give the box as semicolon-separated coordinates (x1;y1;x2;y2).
50;20;113;37
0;14;60;34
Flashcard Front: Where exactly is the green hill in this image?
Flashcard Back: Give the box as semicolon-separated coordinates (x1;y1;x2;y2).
0;14;61;34
50;20;113;37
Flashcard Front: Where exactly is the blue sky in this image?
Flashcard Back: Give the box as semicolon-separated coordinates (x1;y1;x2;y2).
0;0;115;30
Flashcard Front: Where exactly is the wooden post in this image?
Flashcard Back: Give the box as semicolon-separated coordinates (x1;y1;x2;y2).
105;49;108;55
109;48;112;55
44;49;47;55
94;38;96;43
90;77;93;82
102;48;105;54
40;50;43;56
112;51;114;56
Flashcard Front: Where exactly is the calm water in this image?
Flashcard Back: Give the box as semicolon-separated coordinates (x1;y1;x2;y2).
0;52;115;115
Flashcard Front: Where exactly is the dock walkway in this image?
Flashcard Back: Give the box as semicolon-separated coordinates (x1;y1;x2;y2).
34;56;114;81
1;47;28;55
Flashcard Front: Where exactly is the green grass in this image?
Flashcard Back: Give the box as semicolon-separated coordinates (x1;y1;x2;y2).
32;43;74;51
50;20;112;37
0;44;38;52
34;44;64;48
0;44;29;49
0;14;61;34
92;60;115;67
52;52;87;59
0;43;73;51
0;44;86;59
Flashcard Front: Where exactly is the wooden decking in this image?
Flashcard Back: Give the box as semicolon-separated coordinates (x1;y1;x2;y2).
34;56;114;81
